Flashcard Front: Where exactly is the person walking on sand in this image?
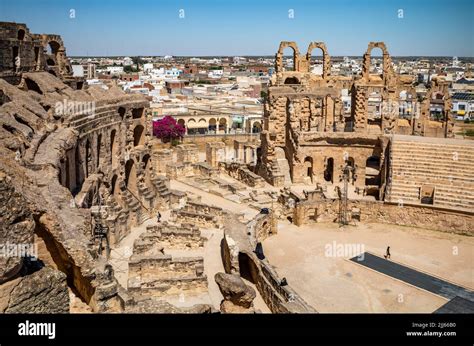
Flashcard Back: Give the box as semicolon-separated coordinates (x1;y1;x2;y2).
156;211;161;223
384;246;391;259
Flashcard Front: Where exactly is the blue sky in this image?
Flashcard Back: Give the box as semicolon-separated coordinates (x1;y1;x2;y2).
1;0;473;56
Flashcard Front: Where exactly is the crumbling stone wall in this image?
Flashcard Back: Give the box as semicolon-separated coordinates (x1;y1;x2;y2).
221;162;265;187
258;40;454;190
0;22;171;312
293;197;473;235
0;22;81;88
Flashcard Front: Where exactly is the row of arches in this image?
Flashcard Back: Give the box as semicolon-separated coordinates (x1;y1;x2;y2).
276;41;390;79
59;103;149;194
122;154;151;196
302;155;381;188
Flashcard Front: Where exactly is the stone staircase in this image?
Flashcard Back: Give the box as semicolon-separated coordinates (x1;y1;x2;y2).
108;195;129;224
121;189;151;225
121;190;141;212
386;136;474;211
150;174;172;201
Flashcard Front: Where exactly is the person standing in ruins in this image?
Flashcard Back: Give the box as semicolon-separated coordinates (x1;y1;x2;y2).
384;246;391;259
156;211;161;223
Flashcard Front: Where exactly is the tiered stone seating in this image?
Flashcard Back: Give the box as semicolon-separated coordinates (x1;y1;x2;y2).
387;135;474;211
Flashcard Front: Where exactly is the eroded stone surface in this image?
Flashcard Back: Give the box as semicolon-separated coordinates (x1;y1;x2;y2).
215;272;256;308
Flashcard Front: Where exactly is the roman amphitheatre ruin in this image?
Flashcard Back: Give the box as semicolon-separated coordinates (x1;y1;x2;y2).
0;23;473;314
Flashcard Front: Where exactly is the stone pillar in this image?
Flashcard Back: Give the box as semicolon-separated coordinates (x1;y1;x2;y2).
325;96;335;132
352;85;368;132
176;144;199;164
206;142;226;168
233;140;244;162
152;149;173;174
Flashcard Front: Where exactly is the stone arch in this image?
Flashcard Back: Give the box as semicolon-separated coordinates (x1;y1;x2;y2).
74;144;84;195
133;124;144;146
177;119;185;127
132;108;144;119
96;133;102;168
118;107;126;119
85;138;92;177
284;76;300;85
34;46;40;70
110;174;118;196
17;29;25;41
46;40;61;57
142;154;151;170
219;118;227;133
304;156;313;182
362;42;389;79
24;78;43;94
110;129;117;166
346;156;356;184
238;252;259;284
347;156;355;168
141;153;152;185
65;156;71;190
252;121;262;133
124;159;137;193
306;42;330;77
276;41;300;72
324;157;334;183
208;118;217;131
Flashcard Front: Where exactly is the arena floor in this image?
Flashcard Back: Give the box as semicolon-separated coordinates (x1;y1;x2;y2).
263;221;474;312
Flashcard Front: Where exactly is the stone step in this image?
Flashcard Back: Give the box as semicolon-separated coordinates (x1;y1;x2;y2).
394;141;474;152
392;146;474;157
392;154;474;166
435;191;474;202
392;170;474;183
432;199;474;210
392;161;474;173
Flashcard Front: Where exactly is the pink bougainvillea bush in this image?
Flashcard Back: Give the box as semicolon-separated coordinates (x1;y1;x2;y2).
153;116;185;143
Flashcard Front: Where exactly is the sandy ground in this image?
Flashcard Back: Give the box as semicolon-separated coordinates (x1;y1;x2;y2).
263;221;474;312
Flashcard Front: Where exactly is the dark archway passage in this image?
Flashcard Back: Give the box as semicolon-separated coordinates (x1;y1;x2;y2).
133;125;144;146
124;159;137;194
324;157;334;183
238;252;258;284
110;129;117;166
